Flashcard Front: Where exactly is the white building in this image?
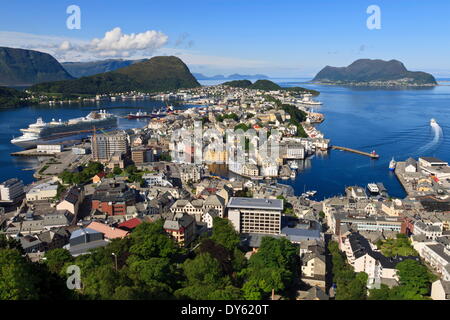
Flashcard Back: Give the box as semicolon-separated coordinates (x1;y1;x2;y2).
26;182;58;202
227;197;283;235
414;242;450;276
431;280;450;300
260;161;278;177
0;178;24;202
143;173;173;187
37;144;63;154
414;220;443;240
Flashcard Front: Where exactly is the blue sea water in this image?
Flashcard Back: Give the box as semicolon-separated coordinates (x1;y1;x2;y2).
1;81;450;201
273;80;450;200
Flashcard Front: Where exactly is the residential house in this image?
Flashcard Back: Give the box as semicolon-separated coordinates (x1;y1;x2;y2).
56;186;84;215
163;212;196;247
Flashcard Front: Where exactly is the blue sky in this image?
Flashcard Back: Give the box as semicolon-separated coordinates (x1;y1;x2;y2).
1;0;450;77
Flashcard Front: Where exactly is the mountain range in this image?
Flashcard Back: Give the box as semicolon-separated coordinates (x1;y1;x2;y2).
31;56;200;94
0;47;73;86
313;59;437;85
61;59;148;78
193;73;269;80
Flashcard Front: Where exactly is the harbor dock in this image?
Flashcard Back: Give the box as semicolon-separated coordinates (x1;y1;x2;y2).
331;146;379;159
11;149;55;157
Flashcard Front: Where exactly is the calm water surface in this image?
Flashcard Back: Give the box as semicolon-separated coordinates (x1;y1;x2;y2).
2;81;450;200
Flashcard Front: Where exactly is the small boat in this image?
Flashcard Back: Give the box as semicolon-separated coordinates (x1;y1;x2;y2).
289;161;299;170
389;157;396;171
430;118;437;126
290;170;296;179
306;190;317;196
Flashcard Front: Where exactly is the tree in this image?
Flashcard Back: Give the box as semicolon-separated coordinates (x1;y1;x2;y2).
241;237;298;298
0;249;39;300
396;259;433;297
176;252;227;300
328;241;367;300
210;217;240;252
44;248;74;274
0;234;24;253
113;167;123;175
198;239;233;275
129;220;180;260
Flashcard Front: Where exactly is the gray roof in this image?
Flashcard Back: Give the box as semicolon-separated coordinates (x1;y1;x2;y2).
419;157;447;163
227;197;283;211
69;240;109;256
70;227;102;239
426;244;450;263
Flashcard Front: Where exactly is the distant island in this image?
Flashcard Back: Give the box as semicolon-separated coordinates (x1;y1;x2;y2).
222;79;320;95
31;56;200;95
193;73;269;80
312;59;437;86
0;47;73;86
61;59;148;78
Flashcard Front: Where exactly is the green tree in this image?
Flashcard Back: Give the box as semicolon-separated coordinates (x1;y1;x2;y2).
0;234;24;253
210;217;240;252
396;259;433;297
129;220;180;260
44;248;74;274
0;249;39;300
113;167;123;175
176;252;227;300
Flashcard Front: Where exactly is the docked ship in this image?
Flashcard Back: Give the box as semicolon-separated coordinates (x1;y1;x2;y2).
367;183;380;196
300;94;322;106
389;157;396;171
11;110;117;149
126;110;153;119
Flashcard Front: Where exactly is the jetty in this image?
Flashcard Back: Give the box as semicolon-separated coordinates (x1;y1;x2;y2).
11;149;55;157
331;146;379;159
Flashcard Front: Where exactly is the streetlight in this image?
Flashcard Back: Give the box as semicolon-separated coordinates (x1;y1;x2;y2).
111;252;118;271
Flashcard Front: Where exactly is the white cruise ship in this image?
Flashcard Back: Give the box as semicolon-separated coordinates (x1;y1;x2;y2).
11;110;117;149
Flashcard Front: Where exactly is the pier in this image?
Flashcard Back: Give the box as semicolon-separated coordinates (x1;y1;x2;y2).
11;149;56;157
331;146;379;159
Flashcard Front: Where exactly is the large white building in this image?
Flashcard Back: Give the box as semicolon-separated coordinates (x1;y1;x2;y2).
0;178;24;202
37;144;63;154
227;197;283;235
26;182;58;202
342;232;420;288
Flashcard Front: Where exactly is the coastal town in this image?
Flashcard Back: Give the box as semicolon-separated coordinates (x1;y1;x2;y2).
1;83;449;301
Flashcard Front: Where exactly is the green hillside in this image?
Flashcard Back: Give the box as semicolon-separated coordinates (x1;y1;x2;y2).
0;47;73;86
31;56;200;94
313;59;437;85
0;86;28;108
223;79;319;95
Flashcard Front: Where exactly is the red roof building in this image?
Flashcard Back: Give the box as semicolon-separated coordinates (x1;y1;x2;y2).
118;218;143;232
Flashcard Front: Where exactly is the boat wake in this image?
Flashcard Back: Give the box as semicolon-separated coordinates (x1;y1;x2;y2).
416;121;443;154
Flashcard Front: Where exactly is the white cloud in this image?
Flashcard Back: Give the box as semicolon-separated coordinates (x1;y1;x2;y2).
0;28;168;61
59;40;72;51
87;27;168;55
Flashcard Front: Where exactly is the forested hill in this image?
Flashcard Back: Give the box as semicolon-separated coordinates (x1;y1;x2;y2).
30;56;200;94
61;59;148;78
223;79;320;95
0;47;73;86
313;59;437;85
0;86;28;108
